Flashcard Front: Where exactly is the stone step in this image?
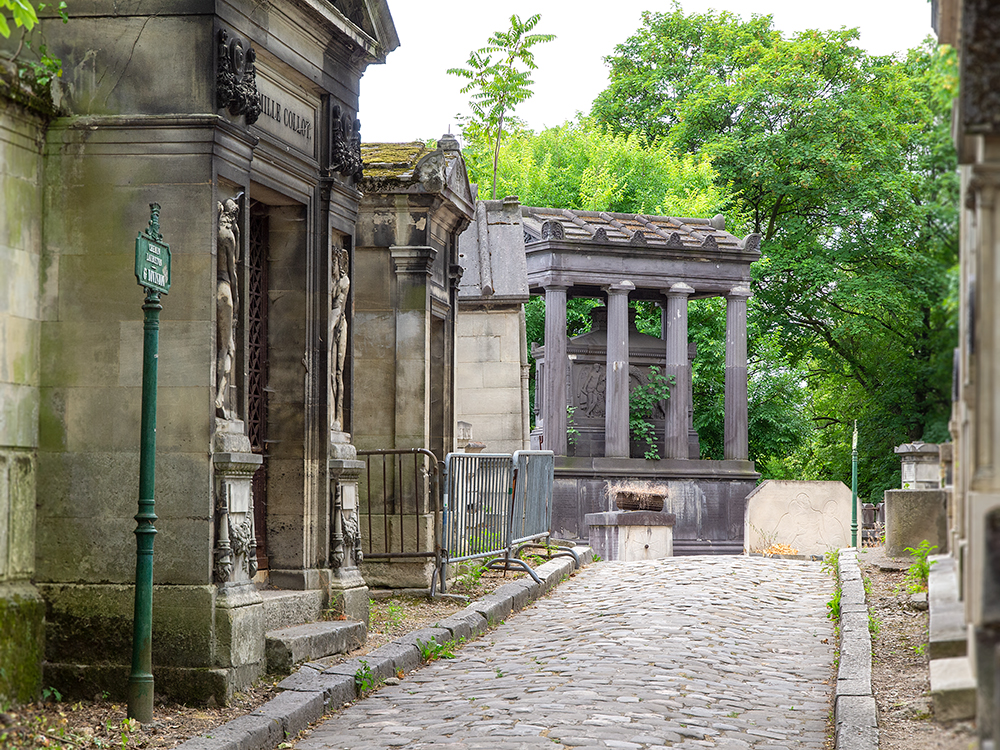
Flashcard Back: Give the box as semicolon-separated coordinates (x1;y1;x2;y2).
929;656;977;721
928;555;967;659
260;588;326;631
265;620;366;675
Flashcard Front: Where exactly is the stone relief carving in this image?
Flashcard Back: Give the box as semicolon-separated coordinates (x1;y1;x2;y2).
213;462;259;584
573;363;667;420
216;197;241;419
330;246;350;433
331;482;363;570
344;510;363;565
330;104;363;182
229;513;258;578
578;363;605;417
217;29;261;125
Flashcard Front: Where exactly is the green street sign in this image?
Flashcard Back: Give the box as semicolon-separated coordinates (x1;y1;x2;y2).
135;203;171;293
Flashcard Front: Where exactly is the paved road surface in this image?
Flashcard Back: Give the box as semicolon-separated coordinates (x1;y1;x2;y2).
298;556;836;750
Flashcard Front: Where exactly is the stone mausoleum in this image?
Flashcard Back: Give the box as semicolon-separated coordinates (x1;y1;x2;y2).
526;207;761;554
0;0;398;703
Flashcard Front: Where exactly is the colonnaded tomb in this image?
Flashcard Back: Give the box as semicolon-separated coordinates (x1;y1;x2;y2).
525;208;761;554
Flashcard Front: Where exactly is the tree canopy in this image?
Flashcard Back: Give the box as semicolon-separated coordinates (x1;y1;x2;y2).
592;7;959;498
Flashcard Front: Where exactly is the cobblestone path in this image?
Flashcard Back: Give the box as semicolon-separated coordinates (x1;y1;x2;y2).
298;556;836;750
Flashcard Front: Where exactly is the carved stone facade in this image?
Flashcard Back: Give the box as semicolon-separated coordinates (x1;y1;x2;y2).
937;0;1000;741
16;1;399;705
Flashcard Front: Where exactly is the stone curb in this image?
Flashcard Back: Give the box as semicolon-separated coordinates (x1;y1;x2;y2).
173;545;593;750
835;548;878;750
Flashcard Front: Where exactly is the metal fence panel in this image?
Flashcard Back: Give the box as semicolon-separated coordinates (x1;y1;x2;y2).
442;453;513;564
509;450;555;547
358;449;441;563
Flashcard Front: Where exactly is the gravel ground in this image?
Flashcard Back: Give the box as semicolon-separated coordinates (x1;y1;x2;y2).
858;545;977;750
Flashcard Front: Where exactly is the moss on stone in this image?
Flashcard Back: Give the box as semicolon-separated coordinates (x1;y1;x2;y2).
0;586;45;705
361;142;430;180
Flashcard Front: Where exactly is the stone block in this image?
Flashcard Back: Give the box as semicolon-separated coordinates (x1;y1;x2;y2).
0;582;44;703
929;603;967;659
265;621;365;674
1;313;40;386
884;489;948;557
173;712;283;750
929;656;976;720
834;695;878;750
252;690;325;741
277;669;356;709
367;641;421;673
0;381;39;448
586;511;675;562
117;320;213;388
401;626;453;651
473;593;512;627
41;583;215;667
261;589;326;631
492;579;539;610
744;480;856;556
215;594;265;670
434;609;487;641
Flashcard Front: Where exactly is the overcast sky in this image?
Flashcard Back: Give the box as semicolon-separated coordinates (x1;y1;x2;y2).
358;0;935;143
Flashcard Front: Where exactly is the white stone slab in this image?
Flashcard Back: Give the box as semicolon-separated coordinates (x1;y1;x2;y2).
745;480;857;556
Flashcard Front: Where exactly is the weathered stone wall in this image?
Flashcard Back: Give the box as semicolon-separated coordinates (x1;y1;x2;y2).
455;306;526;454
0;95;46;704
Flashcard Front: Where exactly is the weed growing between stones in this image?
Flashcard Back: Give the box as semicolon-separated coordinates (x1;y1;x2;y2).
354;660;379;695
416;638;461;662
904;539;937;593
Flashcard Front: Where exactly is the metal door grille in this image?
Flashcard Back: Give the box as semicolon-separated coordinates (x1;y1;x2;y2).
248;210;269;571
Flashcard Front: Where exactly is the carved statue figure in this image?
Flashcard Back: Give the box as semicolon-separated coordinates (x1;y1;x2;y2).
330;246;350;431
216;198;240;419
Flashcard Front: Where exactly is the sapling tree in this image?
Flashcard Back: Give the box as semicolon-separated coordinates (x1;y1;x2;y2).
448;13;554;199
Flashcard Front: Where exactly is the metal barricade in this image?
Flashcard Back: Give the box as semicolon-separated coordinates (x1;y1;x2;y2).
357;448;443;589
442;453;513;564
509;450;555;548
441;450;573;589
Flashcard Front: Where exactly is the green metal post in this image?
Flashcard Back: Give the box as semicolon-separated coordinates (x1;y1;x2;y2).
851;420;859;549
128;287;160;723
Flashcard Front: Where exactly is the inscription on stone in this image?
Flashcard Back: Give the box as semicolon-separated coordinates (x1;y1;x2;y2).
254;67;318;157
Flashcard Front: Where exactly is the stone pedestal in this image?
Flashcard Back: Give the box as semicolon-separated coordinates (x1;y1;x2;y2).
585;511;676;561
213;421;265;686
884;488;949;557
329;436;369;625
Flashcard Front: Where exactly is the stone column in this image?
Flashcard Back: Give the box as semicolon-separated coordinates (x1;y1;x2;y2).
604;281;634;457
543;284;569;455
724;286;751;460
663;283;694;459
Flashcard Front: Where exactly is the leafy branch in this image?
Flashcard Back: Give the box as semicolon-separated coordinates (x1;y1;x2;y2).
1;1;67;95
448;13;554;199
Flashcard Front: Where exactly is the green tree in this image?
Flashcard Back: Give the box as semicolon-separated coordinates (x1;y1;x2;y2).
593;6;959;498
462;117;724;216
448;13;554;200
